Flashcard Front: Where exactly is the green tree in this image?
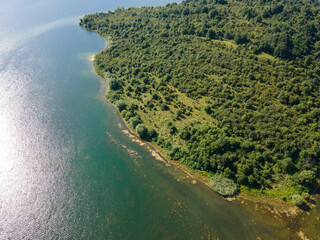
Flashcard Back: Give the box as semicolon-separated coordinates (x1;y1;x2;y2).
109;79;121;90
298;170;316;187
129;116;141;128
136;124;148;139
207;29;216;39
292;194;304;206
115;100;127;112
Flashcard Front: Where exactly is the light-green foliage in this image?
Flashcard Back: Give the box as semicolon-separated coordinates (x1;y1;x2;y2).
301;192;310;200
240;185;300;201
129;116;141;129
211;175;238;196
292;194;304;206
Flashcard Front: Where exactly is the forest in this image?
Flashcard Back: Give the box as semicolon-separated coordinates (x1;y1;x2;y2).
80;0;320;202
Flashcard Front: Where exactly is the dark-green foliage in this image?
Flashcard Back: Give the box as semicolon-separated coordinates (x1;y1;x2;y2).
115;100;127;112
109;79;121;91
136;124;148;139
147;127;158;140
80;0;320;197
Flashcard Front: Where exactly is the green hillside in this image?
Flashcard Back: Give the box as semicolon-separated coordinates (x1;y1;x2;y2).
80;0;320;201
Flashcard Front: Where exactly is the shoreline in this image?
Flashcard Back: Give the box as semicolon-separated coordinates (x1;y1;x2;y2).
87;52;305;209
86;42;313;240
87;50;305;206
87;53;211;187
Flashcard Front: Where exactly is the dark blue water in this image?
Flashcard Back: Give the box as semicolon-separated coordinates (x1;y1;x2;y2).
0;0;281;239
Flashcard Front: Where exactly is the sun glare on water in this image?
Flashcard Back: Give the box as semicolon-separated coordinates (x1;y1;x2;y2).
0;111;17;171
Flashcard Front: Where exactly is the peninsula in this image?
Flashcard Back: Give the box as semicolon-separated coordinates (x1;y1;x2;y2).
80;0;320;204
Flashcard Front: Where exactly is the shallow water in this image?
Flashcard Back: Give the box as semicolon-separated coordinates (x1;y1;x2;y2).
0;0;309;239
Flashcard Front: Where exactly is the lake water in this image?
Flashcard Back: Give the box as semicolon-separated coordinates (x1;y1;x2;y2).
0;0;305;239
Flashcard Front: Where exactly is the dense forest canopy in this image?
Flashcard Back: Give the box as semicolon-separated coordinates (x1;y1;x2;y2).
80;0;320;200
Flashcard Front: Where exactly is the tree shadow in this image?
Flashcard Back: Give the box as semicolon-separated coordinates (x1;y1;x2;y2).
313;186;320;195
307;199;316;205
298;203;311;212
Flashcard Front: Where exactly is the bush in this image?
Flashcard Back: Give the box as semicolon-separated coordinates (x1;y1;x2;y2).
136;124;148;139
115;100;127;112
147;127;157;139
211;175;238;196
161;103;169;111
127;103;138;111
129;116;141;128
298;170;316;187
124;111;134;120
179;128;191;140
234;33;249;44
152;93;160;100
109;79;121;90
204;105;212;114
292;194;304;206
301;192;310;200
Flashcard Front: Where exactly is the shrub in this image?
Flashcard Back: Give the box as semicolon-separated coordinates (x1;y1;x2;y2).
124;111;134;120
179;128;191;140
136;124;148;139
204;105;212;114
147;127;157;139
129;116;141;128
301;192;310;200
152;93;160;100
211;175;238;196
292;194;304;206
161;103;169;111
115;100;127;112
234;33;249;44
298;170;316;187
109;79;121;90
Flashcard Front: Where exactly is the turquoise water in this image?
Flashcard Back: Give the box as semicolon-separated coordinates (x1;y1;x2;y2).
0;0;281;239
